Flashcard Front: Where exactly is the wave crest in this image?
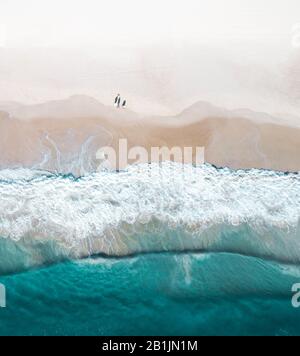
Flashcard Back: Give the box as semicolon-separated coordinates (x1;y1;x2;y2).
0;162;299;273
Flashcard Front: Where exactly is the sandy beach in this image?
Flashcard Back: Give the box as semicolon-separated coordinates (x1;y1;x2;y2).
0;96;300;174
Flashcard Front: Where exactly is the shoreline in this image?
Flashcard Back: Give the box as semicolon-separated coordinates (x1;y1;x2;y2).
0;97;300;174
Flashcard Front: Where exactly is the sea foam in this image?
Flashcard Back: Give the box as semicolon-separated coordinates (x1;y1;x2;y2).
0;162;299;273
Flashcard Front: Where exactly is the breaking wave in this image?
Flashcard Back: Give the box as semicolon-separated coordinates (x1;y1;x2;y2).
0;162;299;274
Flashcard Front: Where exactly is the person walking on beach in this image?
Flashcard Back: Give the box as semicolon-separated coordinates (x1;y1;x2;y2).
122;99;127;108
114;94;121;108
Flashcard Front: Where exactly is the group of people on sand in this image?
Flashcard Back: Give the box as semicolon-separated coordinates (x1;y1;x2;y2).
114;94;127;108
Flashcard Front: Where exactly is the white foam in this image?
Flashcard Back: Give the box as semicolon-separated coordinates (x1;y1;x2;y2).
0;162;299;262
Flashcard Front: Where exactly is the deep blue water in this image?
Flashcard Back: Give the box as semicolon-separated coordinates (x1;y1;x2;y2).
1;252;300;336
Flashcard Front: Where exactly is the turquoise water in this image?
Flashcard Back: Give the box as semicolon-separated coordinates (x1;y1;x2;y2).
1;252;300;336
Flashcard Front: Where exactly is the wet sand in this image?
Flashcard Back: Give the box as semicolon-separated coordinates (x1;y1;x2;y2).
0;97;300;174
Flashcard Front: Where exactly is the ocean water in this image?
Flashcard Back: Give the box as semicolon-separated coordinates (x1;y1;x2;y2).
0;163;300;335
1;252;300;336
